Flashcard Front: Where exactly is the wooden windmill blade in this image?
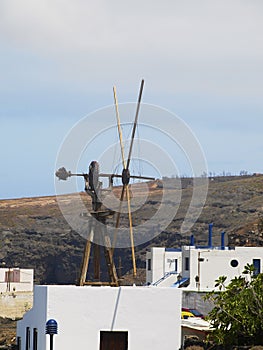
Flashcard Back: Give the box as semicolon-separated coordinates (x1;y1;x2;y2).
112;85;127;250
126;79;144;170
112;80;144;278
112;85;125;250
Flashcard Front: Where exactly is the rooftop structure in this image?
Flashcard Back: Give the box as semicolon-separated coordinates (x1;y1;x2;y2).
146;224;263;291
0;268;33;293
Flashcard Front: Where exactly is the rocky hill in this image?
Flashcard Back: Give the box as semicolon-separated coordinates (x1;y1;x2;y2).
1;174;263;285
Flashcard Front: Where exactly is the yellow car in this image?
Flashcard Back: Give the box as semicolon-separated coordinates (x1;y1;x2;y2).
181;310;195;319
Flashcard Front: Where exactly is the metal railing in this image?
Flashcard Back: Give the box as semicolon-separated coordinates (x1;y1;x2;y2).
151;271;178;286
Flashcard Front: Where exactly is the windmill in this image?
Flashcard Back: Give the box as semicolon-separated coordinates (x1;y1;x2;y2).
56;79;154;286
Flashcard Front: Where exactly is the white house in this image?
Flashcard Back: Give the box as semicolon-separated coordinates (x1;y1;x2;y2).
0;268;33;293
180;245;262;291
146;225;263;291
146;247;182;287
16;285;182;350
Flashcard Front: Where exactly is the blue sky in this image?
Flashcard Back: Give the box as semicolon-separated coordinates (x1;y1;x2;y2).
0;0;263;199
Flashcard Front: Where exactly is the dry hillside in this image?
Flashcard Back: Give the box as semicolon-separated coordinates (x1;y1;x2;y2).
0;175;263;285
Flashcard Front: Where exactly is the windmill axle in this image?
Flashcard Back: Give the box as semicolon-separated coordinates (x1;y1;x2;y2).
122;168;130;186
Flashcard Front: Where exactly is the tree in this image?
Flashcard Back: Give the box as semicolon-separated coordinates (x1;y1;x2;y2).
205;264;263;348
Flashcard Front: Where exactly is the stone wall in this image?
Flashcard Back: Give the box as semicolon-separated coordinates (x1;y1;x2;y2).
0;292;33;319
182;291;214;316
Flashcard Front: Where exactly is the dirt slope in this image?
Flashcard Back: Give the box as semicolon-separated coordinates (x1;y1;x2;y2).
0;175;263;285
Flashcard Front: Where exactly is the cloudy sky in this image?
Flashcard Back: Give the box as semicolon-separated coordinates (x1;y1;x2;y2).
0;0;262;199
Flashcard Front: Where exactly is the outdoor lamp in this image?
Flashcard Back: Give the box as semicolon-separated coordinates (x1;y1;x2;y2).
46;319;58;350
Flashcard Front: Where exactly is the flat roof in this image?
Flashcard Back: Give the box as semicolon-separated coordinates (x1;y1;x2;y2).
165;248;182;252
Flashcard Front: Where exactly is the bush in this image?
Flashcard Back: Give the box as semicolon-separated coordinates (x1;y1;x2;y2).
205;264;263;348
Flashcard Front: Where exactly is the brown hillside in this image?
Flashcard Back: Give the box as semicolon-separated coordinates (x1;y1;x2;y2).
0;175;263;285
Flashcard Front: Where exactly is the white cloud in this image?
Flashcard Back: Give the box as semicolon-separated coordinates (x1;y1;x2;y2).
1;1;262;53
0;1;262;97
1;0;263;197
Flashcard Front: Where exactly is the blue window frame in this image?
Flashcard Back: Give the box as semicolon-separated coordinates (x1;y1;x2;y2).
253;259;261;276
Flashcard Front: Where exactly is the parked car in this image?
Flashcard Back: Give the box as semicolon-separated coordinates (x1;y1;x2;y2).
182;307;204;319
181;310;195;319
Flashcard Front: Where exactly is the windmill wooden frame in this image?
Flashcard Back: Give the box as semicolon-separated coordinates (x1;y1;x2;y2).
56;79;154;286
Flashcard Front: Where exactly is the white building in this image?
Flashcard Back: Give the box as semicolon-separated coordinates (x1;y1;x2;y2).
146;226;263;291
16;285;182;350
0;268;33;293
146;247;182;287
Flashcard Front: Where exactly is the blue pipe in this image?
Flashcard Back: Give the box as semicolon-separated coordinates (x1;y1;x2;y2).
190;234;195;246
208;223;213;248
221;231;225;250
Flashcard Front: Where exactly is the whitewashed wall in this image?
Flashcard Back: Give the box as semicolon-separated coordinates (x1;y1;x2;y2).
184;246;263;291
146;247;182;284
17;285;182;350
147;246;263;291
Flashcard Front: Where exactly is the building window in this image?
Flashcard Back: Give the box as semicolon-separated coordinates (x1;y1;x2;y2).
33;328;38;350
26;327;30;350
253;259;261;276
5;269;20;282
230;259;238;267
100;331;128;350
147;259;151;271
167;258;177;272
185;257;189;271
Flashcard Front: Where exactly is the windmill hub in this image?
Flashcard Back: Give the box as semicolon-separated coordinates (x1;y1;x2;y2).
89;161;100;191
122;168;130;186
